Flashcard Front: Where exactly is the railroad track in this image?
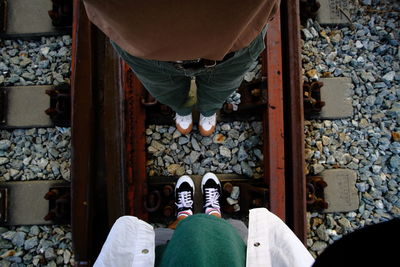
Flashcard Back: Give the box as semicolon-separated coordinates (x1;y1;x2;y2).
71;0;305;265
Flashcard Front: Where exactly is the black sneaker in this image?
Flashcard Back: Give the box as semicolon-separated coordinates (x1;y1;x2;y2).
201;172;222;216
175;175;195;217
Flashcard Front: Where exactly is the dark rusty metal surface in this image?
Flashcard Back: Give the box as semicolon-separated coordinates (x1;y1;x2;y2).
281;0;308;243
72;1;128;264
44;186;71;224
0;0;7;33
300;0;321;23
48;0;73;27
0;88;7;125
123;63;148;220
71;0;93;264
0;188;8;224
45;83;71;127
262;12;286;220
304;81;326;115
103;40;127;226
306;176;328;212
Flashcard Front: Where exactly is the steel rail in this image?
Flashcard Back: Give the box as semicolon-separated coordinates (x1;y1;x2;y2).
281;0;307;242
71;1;127;265
122;64;148;220
263;12;286;220
71;0;93;265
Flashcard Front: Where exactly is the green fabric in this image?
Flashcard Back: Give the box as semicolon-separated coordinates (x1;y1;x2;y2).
155;214;246;267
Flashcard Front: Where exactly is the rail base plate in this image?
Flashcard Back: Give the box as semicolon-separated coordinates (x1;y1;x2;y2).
317;0;351;25
306;77;353;120
321;169;359;213
3;0;55;37
0;86;53;128
0;180;69;226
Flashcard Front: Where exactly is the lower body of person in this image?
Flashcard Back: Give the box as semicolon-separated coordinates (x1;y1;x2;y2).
111;28;267;137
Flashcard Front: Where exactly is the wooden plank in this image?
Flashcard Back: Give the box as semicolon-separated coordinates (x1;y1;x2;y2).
262;13;286;220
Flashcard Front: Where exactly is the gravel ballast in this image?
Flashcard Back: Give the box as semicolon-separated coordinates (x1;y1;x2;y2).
146;121;264;178
0;36;71;87
0;225;74;266
0;128;71;182
302;0;400;257
0;35;74;265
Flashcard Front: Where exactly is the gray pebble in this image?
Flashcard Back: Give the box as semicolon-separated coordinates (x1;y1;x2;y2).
241;161;253;177
24;237;38;250
311;241;327;252
178;137;189;145
0;140;11;150
11;232;26;247
219;146;231;158
312;164;324;174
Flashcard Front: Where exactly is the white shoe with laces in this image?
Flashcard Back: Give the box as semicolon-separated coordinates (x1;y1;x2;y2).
175;113;193;135
175;175;195;218
199;113;216;136
201;172;221;216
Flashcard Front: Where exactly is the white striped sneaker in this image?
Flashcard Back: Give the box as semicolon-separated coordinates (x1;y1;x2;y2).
201;172;221;216
175;175;195;218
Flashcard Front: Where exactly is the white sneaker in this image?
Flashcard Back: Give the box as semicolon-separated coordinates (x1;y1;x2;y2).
175;175;195;217
199;113;216;136
201;172;221;216
175;113;193;135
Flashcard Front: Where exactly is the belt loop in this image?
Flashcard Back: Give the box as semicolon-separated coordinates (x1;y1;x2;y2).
204;60;217;68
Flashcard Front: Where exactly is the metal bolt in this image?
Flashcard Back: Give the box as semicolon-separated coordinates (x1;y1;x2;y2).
162;185;173;197
223;182;233;194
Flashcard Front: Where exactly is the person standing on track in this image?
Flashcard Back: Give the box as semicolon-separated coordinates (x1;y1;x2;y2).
82;0;280;136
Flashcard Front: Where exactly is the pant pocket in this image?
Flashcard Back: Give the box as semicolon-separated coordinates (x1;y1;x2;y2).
247;31;266;60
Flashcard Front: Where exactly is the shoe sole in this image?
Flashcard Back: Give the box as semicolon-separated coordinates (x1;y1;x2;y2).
199;124;216;136
176;122;193;135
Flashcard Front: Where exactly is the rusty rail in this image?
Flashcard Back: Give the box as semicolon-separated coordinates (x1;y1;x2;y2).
71;0;126;265
71;0;93;265
281;0;307;242
123;64;148;220
263;12;286;220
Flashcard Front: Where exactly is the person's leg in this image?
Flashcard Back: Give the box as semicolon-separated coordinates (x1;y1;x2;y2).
227;219;248;244
154;228;175;247
111;41;192;116
196;28;267;117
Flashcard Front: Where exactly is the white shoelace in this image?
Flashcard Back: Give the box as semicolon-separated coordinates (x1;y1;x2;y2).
200;114;216;131
175;191;193;209
203;188;220;209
